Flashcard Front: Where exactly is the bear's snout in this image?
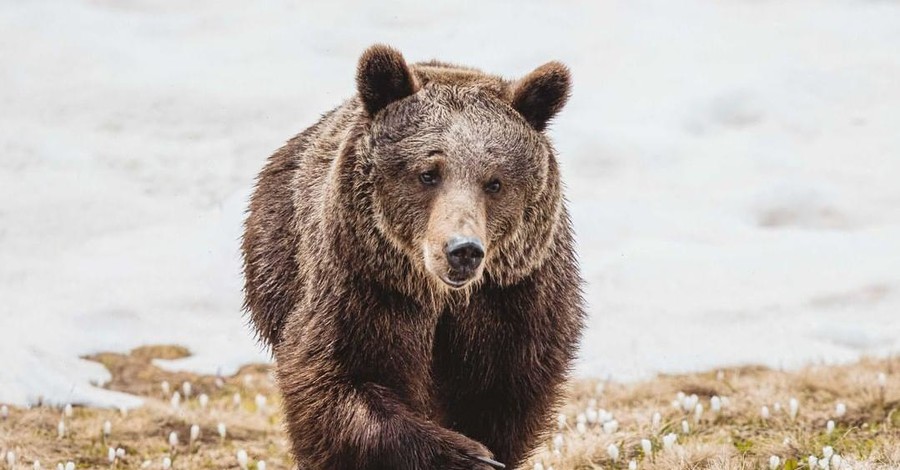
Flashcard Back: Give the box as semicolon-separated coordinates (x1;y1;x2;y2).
444;236;485;285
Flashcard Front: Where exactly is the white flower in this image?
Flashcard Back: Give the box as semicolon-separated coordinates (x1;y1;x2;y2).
232;393;241;408
190;424;200;443
761;406;770;420
599;409;614;423
33;460;40;470
57;420;66;438
64;404;73;418
662;433;677;450
534;463;544;470
576;422;586;434
103;420;111;437
789;398;799;421
65;463;74;470
826;420;835;435
773;402;782;414
769;455;780;469
602;419;618;434
628;460;637;470
576;413;586;425
586;407;598;424
198;394;209;410
808;456;818;469
878;372;887;388
115;449;125;459
640;438;652;456
681;420;689;434
818;457;830;469
651;412;661;430
170;392;181;410
56;464;63;470
823;446;834;458
217;422;227;439
7;451;16;466
257;462;266;470
694;403;703;422
168;431;179;448
595;382;605;395
161;381;170;397
182;381;192;399
552;433;564;451
556;414;566;429
1;405;8;419
710;396;721;413
255;394;267;412
835;403;846;418
832;455;842;468
607;443;619;462
140;461;151;469
162;457;171;470
236;449;249;470
108;447;116;463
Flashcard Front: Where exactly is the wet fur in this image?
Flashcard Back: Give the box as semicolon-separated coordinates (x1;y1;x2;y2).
242;45;584;469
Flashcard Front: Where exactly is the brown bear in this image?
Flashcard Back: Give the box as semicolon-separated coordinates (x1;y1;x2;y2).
242;44;584;469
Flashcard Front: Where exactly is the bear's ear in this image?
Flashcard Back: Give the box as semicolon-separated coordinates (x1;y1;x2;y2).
510;62;571;131
356;44;419;117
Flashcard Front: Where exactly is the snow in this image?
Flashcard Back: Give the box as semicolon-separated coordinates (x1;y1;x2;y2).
2;0;899;407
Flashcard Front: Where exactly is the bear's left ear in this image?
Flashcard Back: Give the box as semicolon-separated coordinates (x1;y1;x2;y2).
356;44;419;117
510;62;571;131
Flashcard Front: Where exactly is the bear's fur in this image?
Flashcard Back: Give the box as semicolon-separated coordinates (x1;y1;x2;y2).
242;45;584;469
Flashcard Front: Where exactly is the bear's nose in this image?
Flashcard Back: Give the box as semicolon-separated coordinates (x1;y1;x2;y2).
444;236;485;273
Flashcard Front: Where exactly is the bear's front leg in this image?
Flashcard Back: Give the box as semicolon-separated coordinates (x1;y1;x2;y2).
274;287;503;470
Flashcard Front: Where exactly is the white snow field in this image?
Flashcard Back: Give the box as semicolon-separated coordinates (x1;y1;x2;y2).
1;0;899;407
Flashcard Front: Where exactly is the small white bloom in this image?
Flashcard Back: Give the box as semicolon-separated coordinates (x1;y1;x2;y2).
606;443;619;462
576;413;586;425
602;419;618;434
1;405;8;419
808;456;818;469
253;393;265;413
64;404;73;418
217;422;227;439
789;398;799;420
170;392;181;410
65;463;75;470
831;455;842;468
588;398;597;408
585;407;598;424
818;457;830;469
103;420;111;437
190;424;200;443
115;448;124;459
232;393;241;408
628;460;637;470
168;431;179;447
823;446;834;458
651;412;661;429
257;462;266;470
182;381;192;399
878;372;887;387
33;460;40;470
198;394;209;410
835;403;846;418
162;457;171;470
56;464;63;470
694;403;704;422
783;437;791;446
662;432;677;450
773;402;782;414
761;406;770;420
826;420;835;435
119;407;127;417
594;382;605;395
57;420;66;438
710;396;721;413
161;381;170;397
769;455;780;469
552;433;564;451
599;409;614;423
556;414;566;429
681;420;689;434
108;447;116;463
640;438;652;456
140;461;151;469
236;449;249;470
576;421;586;434
533;463;544;470
7;451;16;466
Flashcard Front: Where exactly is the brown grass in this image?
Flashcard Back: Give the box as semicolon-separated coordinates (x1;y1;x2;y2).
1;347;898;469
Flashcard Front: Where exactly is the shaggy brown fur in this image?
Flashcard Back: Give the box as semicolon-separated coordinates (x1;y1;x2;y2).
242;44;584;469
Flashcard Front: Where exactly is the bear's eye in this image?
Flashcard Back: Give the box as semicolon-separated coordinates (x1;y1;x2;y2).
419;170;440;186
485;179;502;194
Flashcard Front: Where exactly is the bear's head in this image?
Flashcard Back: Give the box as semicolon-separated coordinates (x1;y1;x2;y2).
347;45;570;293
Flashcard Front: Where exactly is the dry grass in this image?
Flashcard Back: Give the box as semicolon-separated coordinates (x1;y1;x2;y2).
1;347;898;469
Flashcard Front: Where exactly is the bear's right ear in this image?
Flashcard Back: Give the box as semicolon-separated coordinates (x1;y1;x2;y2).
356;44;419;117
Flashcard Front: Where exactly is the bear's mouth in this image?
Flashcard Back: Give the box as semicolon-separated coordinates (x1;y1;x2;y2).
441;271;479;289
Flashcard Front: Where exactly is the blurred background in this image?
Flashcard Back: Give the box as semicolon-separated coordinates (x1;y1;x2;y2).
2;0;899;408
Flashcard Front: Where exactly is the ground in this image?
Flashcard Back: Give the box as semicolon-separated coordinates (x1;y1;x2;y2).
1;347;898;469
